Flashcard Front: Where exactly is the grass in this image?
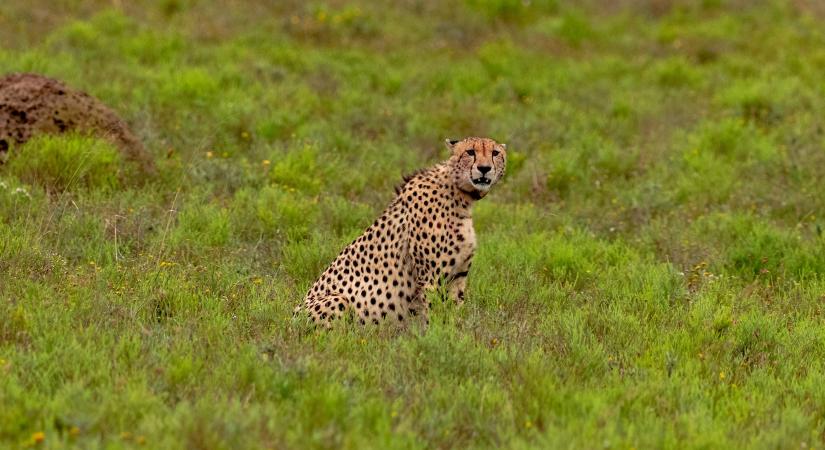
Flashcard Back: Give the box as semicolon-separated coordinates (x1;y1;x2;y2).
2;0;825;448
6;134;123;192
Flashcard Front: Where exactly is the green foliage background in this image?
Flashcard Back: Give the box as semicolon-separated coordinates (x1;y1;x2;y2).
2;0;825;448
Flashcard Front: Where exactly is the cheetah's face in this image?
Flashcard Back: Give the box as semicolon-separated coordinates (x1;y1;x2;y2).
446;137;507;197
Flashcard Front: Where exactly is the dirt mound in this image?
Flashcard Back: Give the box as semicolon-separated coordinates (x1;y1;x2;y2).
0;72;154;173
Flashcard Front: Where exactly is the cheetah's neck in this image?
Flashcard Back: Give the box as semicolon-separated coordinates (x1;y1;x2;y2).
432;162;475;213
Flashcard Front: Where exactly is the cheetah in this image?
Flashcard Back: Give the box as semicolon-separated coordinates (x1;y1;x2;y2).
296;137;507;328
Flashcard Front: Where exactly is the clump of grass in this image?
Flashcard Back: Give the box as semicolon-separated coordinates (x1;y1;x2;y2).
231;185;319;241
651;56;703;88
692;212;825;280
672;118;779;205
169;202;231;252
465;0;559;23
6;134;122;192
689;118;778;162
268;144;330;195
715;77;803;126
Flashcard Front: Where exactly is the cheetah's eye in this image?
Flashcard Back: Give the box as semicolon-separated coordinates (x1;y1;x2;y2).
492;150;500;157
466;150;475;157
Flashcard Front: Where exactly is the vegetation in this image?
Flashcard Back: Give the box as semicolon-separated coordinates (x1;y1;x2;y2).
2;0;825;448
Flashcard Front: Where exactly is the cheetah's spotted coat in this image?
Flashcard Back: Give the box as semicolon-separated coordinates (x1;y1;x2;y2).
297;137;507;327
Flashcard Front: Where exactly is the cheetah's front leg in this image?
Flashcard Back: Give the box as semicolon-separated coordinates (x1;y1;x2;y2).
408;274;435;330
447;256;473;306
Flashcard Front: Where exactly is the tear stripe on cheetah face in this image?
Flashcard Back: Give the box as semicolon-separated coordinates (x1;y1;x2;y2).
446;136;507;199
296;137;507;328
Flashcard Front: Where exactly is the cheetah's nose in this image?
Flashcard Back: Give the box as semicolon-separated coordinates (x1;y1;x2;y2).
477;165;492;175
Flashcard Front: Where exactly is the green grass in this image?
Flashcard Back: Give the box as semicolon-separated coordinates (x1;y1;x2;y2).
6;134;123;192
2;0;825;448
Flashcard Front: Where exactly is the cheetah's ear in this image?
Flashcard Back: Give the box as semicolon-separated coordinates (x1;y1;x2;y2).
445;138;459;151
500;143;507;150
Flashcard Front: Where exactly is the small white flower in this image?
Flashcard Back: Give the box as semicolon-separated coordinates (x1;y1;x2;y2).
12;187;30;198
0;181;7;189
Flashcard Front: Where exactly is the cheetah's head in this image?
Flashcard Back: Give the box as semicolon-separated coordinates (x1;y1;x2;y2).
445;137;507;199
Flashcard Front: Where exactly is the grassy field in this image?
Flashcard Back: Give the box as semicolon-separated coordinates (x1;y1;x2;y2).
2;0;825;448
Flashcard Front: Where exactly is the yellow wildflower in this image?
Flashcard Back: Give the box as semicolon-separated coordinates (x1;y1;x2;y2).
206;151;214;159
32;432;45;444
